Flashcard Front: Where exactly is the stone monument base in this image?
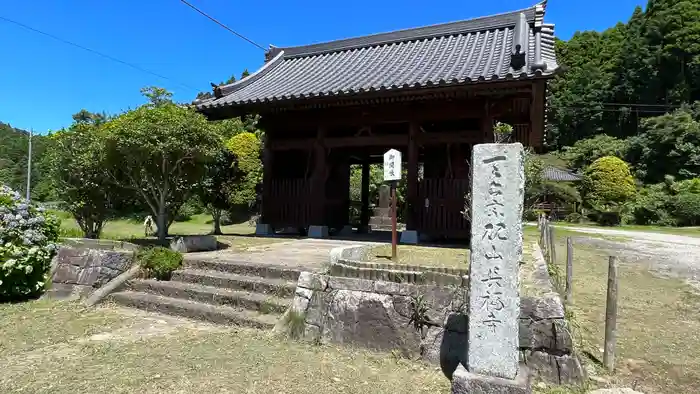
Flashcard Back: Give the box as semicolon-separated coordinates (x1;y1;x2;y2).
308;225;329;238
399;230;418;244
452;364;531;394
255;223;274;236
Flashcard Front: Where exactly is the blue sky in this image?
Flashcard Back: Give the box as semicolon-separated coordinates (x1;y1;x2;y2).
1;0;644;134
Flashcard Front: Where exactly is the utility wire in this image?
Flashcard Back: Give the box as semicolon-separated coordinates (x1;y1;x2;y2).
179;0;266;51
0;15;199;92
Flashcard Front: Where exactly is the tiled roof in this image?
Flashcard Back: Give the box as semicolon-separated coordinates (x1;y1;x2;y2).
543;167;582;182
197;0;557;109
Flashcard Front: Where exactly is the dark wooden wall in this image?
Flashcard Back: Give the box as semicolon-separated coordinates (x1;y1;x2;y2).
257;81;545;236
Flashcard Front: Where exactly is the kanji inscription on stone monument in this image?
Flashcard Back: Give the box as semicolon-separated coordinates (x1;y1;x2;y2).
467;143;524;380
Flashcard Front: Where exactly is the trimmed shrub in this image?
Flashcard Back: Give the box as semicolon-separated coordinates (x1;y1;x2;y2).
136;247;183;280
0;185;60;301
671;193;700;226
582;156;636;226
564;213;584;223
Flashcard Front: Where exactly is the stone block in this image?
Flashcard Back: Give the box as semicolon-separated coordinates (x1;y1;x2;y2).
294;287;313;300
52;264;81;284
76;266;101;286
327;276;374;292
521;293;565;320
373;280;413;296
99;251;133;271
170;235;217;253
522;350;559;384
255;223;275;236
451;364;531;394
308;225;329;238
291;293;311;314
420;326;468;379
297;272;328;291
399;230;419;244
305;290;335;327
322;289;421;358
555;353;586;385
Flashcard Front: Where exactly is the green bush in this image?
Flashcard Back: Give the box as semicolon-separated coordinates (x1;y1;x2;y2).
626;184;673;225
582;156;636;226
174;198;205;222
564;212;584;223
523;209;543;222
671;193;700;226
0;185;60;301
136;247;183;280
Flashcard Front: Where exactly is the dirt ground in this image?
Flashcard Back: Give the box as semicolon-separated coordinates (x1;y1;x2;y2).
0;300;448;394
557;225;700;290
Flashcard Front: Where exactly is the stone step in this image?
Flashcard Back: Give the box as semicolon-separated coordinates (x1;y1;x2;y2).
109;291;280;329
183;259;301;282
127;279;290;315
171;269;297;298
369;216;393;226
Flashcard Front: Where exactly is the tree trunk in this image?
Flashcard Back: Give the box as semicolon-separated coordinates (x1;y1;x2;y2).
156;204;168;243
212;209;222;235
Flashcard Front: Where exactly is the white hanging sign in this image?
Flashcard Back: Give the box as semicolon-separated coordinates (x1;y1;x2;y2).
383;149;402;181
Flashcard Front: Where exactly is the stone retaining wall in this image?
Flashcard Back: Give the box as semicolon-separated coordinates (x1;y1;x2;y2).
288;262;584;385
45;240;136;299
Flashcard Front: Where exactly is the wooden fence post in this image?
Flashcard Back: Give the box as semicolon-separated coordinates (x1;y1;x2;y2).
548;224;557;268
604;256;619;373
565;237;573;305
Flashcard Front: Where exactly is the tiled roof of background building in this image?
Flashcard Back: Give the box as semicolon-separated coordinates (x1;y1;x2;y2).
542;167;582;182
197;0;557;109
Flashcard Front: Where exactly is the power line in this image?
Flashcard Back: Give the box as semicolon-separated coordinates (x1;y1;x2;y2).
0;15;199;92
179;0;266;51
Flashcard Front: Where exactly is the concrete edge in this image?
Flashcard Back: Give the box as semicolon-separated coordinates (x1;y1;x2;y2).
329;244;371;265
83;264;142;307
530;242;558;295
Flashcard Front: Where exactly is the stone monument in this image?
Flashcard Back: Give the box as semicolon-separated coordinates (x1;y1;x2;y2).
369;184;392;231
452;143;530;393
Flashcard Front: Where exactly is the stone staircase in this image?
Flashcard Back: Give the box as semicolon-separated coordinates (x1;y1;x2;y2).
108;258;301;329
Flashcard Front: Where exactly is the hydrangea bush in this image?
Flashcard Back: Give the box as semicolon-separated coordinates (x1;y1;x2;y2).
0;185;60;301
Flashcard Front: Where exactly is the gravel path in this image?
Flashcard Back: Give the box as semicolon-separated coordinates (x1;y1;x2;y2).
556;225;700;289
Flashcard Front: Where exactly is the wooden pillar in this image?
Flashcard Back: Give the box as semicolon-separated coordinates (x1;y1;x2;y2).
261;136;274;225
407;121;419;230
312;126;327;225
530;80;545;148
481;99;493;143
360;160;370;233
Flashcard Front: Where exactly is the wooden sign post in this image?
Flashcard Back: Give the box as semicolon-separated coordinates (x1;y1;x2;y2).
383;149;402;261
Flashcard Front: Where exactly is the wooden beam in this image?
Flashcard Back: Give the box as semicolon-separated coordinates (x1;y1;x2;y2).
415;131;482;145
263;99;488;132
270;130;485;151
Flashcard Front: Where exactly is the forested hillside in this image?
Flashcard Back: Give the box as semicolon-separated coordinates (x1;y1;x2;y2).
0;122;53;201
548;0;700;148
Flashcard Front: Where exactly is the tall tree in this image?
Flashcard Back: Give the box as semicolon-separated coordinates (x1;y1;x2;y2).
103;88;221;241
46;116;114;238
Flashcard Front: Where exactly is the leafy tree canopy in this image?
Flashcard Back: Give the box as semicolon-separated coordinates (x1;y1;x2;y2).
103;88;221;240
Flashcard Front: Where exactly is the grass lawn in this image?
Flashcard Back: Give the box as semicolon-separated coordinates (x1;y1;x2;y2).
56;212;285;251
0;300;449;394
367;243;469;269
527;231;700;394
